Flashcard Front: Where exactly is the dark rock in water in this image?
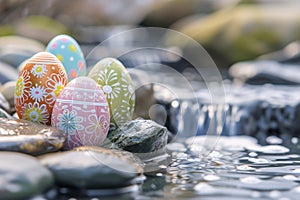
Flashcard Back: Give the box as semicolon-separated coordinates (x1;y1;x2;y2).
0;62;18;84
161;83;300;144
0;118;66;155
0;108;13;118
229;61;300;85
102;119;169;153
208;85;300;142
40;146;144;189
0;152;54;200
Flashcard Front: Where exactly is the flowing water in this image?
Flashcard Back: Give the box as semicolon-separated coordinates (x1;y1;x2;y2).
139;135;300;200
51;135;300;200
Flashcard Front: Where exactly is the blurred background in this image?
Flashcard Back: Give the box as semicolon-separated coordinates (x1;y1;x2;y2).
1;0;300;69
1;0;300;139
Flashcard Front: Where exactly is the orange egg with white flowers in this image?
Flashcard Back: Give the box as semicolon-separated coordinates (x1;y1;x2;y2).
14;52;68;125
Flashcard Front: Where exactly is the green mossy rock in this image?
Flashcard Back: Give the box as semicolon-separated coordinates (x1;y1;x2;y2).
175;5;300;67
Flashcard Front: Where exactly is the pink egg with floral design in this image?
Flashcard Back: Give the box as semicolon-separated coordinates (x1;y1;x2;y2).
15;52;68;125
51;77;110;150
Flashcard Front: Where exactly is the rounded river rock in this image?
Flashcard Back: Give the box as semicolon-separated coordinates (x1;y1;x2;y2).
40;146;144;189
0;152;54;200
0;118;66;155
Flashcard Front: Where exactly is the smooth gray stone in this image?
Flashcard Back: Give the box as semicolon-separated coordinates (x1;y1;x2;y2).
40;146;144;189
0;118;66;155
0;152;54;200
102;119;168;153
0;36;44;67
0;52;31;68
0;62;18;84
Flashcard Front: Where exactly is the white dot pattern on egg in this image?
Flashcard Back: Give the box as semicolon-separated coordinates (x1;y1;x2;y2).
46;34;86;80
51;77;110;150
88;58;135;128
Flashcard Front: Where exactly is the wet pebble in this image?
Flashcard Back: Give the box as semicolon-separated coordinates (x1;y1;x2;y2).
40;146;144;189
102;119;169;153
0;152;54;200
0;118;66;155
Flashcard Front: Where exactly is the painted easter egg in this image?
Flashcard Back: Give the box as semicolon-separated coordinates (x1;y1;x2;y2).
88;58;135;128
46;34;86;80
14;52;68;125
51;77;110;150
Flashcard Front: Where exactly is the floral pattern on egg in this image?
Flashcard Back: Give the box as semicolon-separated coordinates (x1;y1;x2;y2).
88;57;135;128
15;70;32;106
57;109;84;135
51;77;110;150
46;34;86;80
15;52;68;125
22;102;49;124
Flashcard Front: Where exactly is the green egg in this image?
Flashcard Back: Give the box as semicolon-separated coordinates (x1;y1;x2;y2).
88;58;135;128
